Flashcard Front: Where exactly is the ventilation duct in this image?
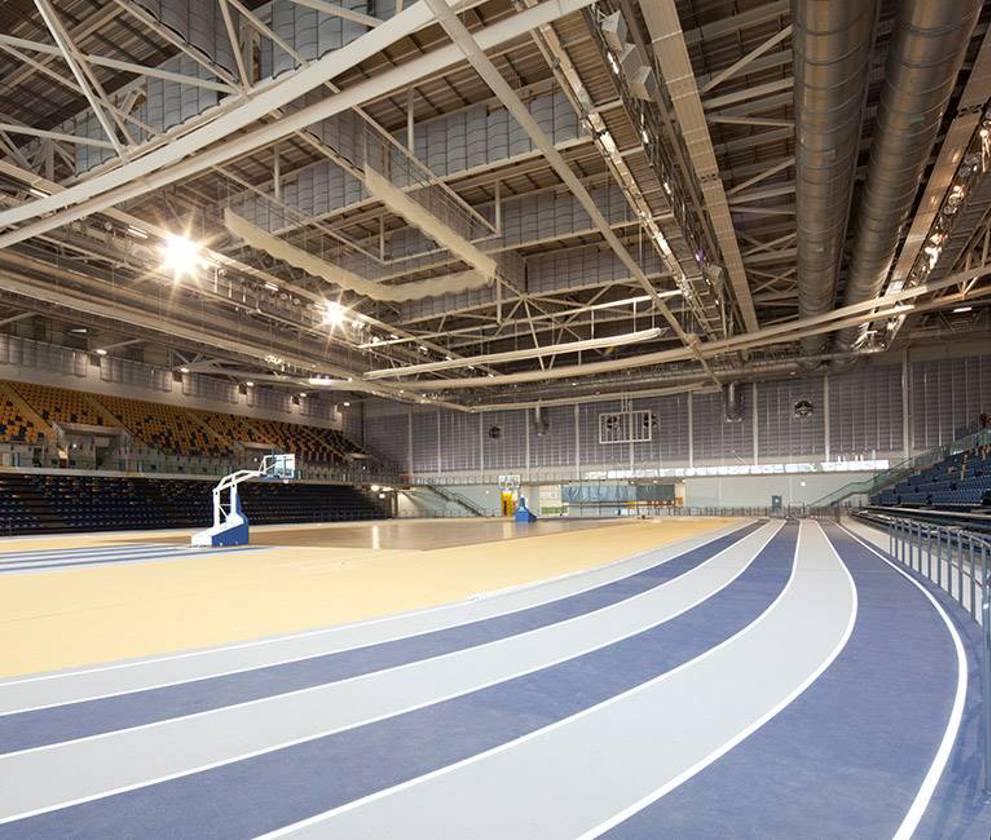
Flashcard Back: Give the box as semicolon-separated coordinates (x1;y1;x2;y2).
533;405;550;437
792;0;877;358
601;10;628;54
834;0;982;354
723;381;742;423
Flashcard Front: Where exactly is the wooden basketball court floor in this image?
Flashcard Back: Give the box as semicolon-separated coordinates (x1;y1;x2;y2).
0;515;988;837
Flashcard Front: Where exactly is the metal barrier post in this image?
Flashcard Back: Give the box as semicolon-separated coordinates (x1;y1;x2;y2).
937;528;943;590
957;530;965;607
927;525;933;581
915;522;922;574
972;536;979;621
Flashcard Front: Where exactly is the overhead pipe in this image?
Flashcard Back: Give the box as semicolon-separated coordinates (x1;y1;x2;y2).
834;0;982;354
792;0;878;358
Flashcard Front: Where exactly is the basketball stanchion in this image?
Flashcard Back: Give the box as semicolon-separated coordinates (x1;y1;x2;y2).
192;454;297;547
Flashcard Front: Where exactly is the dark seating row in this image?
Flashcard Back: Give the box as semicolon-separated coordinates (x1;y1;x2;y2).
872;447;991;509
0;473;388;536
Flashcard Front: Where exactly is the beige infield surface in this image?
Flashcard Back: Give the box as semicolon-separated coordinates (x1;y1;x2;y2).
0;517;736;678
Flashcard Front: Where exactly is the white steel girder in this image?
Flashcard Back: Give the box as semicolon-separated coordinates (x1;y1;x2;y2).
0;0;594;250
640;0;760;333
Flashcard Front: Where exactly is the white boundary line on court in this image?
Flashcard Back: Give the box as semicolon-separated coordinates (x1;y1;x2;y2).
0;547;247;574
250;520;806;839
0;520;754;710
840;523;967;840
576;519;857;837
0;544;178;561
0;523;783;824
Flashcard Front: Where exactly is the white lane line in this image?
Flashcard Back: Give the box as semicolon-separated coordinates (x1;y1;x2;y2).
0;521;756;712
0;547;254;574
839;523;967;840
254;522;800;839
0;551;190;570
576;520;858;838
0;523;782;824
0;544;170;557
0;545;181;563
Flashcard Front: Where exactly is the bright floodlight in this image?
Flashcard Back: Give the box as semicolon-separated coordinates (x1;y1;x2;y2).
322;300;348;327
162;233;202;281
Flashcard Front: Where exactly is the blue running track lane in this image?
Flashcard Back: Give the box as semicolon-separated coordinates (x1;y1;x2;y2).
849;524;990;840
0;523;796;838
602;520;961;840
0;521;764;753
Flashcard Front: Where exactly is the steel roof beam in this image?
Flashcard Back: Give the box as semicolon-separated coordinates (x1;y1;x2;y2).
641;0;759;332
391;264;991;390
0;0;592;250
419;0;703;355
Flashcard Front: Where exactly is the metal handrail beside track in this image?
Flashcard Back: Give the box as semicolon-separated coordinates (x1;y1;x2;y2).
886;517;991;791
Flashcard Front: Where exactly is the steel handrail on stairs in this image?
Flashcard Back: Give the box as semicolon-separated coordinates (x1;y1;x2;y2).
421;481;488;517
811;427;991;509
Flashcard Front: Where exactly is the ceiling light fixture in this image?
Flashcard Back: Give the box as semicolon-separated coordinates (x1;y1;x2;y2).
322;300;348;327
161;232;203;281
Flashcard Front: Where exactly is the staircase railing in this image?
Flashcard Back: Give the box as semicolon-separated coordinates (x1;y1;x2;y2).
421;481;488;517
812;427;991;509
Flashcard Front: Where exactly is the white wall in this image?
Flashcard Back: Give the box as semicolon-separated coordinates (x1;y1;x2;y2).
399;471;877;515
682;471;876;508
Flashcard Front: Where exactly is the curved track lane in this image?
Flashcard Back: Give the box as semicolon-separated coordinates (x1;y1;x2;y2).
0;522;764;753
597;520;959;839
844;521;987;840
287;520;845;840
0;520;752;712
0;523;793;837
0;522;779;820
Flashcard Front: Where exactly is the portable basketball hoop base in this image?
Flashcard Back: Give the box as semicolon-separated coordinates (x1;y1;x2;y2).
191;454;296;548
514;494;538;523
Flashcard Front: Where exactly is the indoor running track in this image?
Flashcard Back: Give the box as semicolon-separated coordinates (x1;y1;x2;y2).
0;517;985;838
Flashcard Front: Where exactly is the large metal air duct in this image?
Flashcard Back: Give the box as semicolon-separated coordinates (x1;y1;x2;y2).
792;0;878;358
834;0;981;353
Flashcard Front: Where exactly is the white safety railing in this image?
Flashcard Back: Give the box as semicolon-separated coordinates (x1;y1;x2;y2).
887;517;991;791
